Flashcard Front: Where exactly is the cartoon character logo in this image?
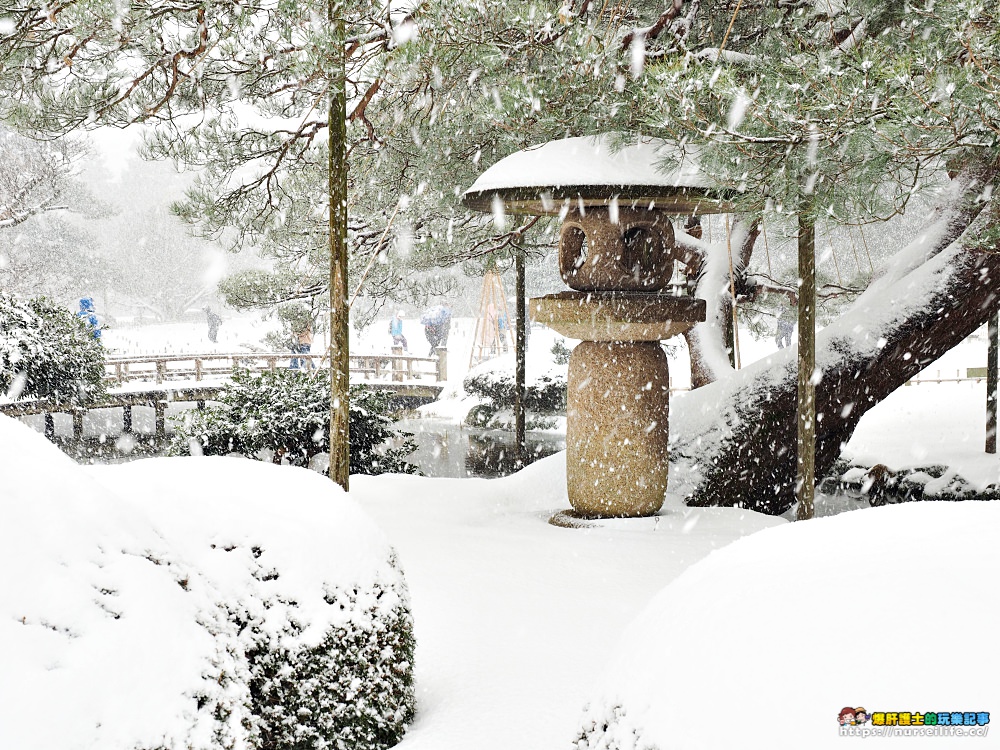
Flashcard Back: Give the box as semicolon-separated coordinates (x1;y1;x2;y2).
855;708;869;725
839;707;857;726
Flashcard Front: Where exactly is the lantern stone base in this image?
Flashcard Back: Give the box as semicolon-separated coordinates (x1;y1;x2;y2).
567;341;671;517
531;292;705;518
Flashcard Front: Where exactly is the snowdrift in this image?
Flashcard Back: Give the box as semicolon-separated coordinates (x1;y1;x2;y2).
0;415;414;750
576;501;999;749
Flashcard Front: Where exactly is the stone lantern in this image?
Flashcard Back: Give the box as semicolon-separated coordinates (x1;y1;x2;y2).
463;136;732;518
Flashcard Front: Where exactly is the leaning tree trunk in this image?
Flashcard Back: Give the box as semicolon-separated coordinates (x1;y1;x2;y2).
672;181;1000;515
679;219;759;388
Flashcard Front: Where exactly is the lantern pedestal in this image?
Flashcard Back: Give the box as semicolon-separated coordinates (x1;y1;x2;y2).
531;292;704;518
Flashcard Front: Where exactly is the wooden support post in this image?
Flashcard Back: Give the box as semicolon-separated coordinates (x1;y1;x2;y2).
988;311;998;454
435;347;448;382
72;409;84;441
514;246;526;466
44;413;55;440
391;347;404;382
195;358;203;381
155;401;166;438
156;360;166;384
122;405;133;434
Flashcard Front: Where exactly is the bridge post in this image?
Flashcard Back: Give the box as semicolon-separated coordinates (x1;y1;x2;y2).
195;358;203;381
72;409;84;441
123;405;133;434
155;360;166;384
392;346;404;382
436;347;448;382
155;400;166;438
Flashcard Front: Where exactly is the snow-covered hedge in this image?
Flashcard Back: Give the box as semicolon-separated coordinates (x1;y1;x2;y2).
462;354;567;429
573;502;999;749
168;368;419;476
0;293;105;405
0;414;415;750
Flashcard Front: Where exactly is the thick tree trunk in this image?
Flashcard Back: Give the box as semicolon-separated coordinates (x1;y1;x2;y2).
673;186;1000;515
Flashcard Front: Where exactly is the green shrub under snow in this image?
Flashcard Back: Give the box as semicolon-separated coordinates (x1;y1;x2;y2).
463;362;567;430
3;415;416;750
167;368;418;475
246;567;415;750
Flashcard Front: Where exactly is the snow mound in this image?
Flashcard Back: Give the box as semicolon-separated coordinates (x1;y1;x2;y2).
575;502;999;749
0;414;413;750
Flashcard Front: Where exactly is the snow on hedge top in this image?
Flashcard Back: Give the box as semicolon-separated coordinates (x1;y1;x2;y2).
462;135;724;214
576;501;1000;749
0;414;401;750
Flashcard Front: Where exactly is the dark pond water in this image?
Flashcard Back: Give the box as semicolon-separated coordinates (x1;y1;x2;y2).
18;409;564;478
394;418;565;478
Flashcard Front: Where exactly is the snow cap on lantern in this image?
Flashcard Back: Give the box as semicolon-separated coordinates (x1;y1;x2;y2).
464;134;734;293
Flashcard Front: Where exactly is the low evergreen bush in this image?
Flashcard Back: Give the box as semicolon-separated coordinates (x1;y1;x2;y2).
463;365;566;430
550;338;572;365
243;560;416;750
168;368;419;475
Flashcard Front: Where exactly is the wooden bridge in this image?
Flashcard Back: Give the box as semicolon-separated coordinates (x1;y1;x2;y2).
0;348;447;440
103;348;448;386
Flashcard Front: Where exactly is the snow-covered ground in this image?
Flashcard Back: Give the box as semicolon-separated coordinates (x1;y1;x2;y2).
4;316;998;749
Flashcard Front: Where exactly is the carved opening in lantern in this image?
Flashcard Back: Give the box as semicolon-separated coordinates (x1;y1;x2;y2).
620;226;661;281
559;224;589;284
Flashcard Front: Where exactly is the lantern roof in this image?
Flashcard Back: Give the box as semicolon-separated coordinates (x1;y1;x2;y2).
462;135;736;216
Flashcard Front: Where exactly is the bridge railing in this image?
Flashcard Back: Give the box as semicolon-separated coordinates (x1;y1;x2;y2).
104;348;448;385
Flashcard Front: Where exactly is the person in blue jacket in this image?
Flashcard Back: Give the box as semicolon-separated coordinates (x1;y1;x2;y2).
389;310;408;351
77;297;102;343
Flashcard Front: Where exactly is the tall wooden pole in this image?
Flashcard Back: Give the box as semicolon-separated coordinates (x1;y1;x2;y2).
328;0;350;490
987;311;998;454
795;209;817;520
514;248;527;466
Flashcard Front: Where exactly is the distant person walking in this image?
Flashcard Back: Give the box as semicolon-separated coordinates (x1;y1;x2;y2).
776;300;796;349
420;304;452;356
497;310;509;353
389;310;408;351
203;306;222;343
290;322;315;369
77;297;102;343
